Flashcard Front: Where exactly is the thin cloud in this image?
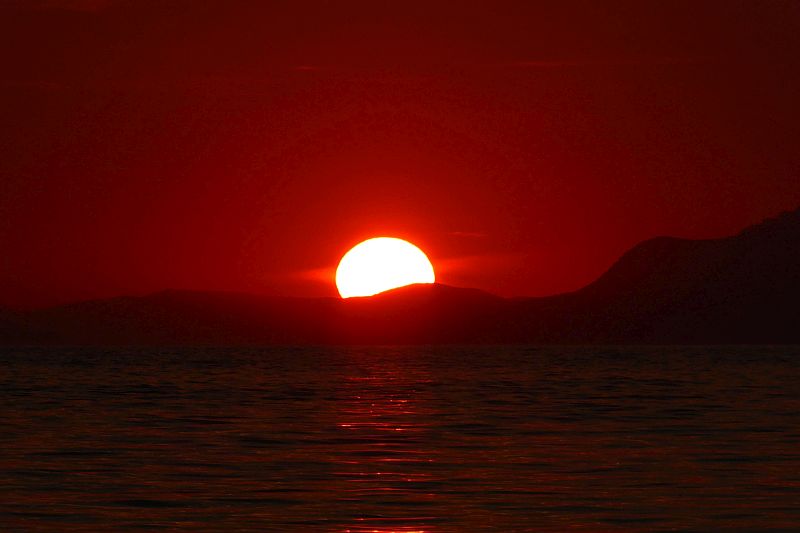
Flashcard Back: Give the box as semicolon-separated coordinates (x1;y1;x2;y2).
448;231;488;239
286;266;335;283
1;0;119;12
434;252;525;275
505;56;713;69
291;65;326;72
0;80;65;90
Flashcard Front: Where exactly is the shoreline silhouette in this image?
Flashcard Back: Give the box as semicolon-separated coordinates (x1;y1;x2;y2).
2;208;798;346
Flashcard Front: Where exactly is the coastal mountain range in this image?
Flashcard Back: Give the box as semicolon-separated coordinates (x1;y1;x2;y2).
2;208;799;345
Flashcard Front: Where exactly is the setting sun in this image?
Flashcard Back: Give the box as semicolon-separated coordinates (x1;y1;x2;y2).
335;237;435;298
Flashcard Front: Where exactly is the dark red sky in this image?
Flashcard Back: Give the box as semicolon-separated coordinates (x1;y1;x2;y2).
1;0;799;307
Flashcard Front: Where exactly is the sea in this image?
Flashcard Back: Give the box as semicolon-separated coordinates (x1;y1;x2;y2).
1;346;799;531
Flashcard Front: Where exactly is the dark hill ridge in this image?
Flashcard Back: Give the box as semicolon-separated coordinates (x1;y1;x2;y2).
3;208;800;345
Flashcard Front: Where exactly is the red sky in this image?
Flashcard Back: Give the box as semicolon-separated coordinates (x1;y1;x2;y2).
1;1;799;308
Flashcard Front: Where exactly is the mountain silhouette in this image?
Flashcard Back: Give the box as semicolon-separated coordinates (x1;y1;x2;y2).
3;208;799;345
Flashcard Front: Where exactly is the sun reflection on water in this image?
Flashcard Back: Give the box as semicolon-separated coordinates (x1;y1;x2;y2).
332;353;442;532
5;347;800;530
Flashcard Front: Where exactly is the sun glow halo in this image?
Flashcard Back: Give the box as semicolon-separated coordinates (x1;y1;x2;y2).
335;237;435;298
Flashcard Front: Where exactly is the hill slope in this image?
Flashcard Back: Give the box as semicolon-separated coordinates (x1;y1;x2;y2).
2;209;799;345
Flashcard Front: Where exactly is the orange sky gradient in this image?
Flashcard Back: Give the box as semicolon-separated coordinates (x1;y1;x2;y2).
1;1;799;307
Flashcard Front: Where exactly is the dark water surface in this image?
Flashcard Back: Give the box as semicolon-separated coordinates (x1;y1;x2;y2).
2;346;800;531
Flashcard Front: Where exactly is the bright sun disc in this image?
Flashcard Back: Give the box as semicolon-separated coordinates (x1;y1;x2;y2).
336;237;435;298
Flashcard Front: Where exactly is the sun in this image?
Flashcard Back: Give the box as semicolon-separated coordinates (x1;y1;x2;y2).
336;237;435;298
